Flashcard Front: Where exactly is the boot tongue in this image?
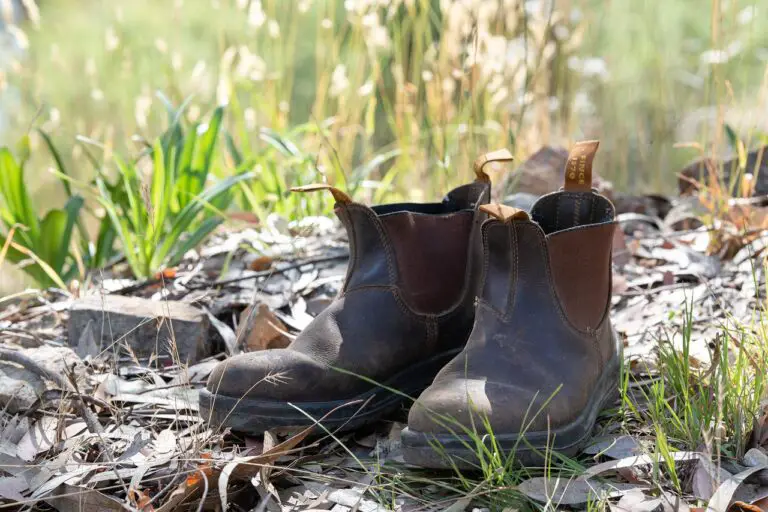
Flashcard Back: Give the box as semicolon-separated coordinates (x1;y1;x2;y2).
563;140;599;192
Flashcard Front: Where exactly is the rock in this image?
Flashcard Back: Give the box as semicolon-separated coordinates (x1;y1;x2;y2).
0;346;83;413
612;193;673;218
0;363;45;414
239;303;290;352
678;146;768;196
20;346;82;378
744;448;768;467
68;295;210;364
498;145;613;200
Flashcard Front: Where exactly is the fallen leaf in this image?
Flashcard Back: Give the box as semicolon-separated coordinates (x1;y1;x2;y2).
730;501;763;512
218;424;314;510
708;465;767;512
583;450;701;479
0;475;27;501
444;496;472;512
74;319;100;359
45;483;124;512
153;268;177;280
692;456;732;501
16;416;58;462
517;476;642;506
240;303;290;352
583;435;643;459
249;255;273;272
205;310;238;355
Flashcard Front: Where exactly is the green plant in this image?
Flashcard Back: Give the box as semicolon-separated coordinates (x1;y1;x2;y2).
622;300;767;458
93;103;254;279
0;137;83;288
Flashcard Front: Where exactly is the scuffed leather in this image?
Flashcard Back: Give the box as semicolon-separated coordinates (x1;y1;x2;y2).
409;191;618;435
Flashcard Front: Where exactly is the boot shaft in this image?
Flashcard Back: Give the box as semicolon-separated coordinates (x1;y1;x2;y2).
479;141;616;336
336;182;490;315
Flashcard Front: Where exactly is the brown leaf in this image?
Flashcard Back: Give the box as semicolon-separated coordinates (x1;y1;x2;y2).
45;484;124;512
218;424;315;510
249;255;273;272
730;502;764;512
240;303;290;351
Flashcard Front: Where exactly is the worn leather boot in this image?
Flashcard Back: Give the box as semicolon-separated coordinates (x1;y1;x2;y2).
402;141;621;468
200;152;514;435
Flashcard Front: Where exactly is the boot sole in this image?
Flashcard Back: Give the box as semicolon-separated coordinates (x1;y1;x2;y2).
199;349;462;436
400;351;621;469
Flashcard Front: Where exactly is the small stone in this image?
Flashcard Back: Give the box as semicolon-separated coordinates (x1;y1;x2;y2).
0;363;45;414
498;145;613;199
21;346;82;378
744;448;768;467
68;294;210;364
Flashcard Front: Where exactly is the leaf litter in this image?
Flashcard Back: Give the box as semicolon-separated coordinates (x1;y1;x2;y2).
0;168;767;510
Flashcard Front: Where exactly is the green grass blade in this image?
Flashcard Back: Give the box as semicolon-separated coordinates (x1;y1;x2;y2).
175;124;199;211
150;140;171;244
36;129;74;198
166;217;222;267
0;148;39;239
154;171;254;266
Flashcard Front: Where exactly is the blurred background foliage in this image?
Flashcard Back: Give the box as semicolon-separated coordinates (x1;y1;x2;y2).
0;0;767;292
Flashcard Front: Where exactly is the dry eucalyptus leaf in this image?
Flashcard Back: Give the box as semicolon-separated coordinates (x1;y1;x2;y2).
0;475;27;501
692;457;732;501
240;303;290;351
708;465;767;512
583;435;643;459
16;416;58;462
517;476;643;506
45;483;124;512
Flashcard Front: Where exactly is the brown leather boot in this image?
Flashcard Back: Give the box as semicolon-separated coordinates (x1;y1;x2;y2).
402;141;621;468
200;152;514;434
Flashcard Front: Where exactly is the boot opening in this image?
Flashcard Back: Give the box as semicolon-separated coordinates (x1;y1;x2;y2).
530;192;615;235
371;182;489;216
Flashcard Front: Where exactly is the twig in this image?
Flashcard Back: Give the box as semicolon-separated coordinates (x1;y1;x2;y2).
23;389;111;418
195;470;209;512
64;364;131;497
182;253;349;291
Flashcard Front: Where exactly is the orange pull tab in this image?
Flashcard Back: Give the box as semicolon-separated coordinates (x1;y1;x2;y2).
564;140;599;192
479;204;530;223
290;184;352;204
473;149;514;183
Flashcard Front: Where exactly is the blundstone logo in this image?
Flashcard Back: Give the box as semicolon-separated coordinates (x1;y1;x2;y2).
567;153;587;185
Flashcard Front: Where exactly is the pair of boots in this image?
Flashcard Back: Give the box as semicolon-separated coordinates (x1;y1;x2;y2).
200;141;620;468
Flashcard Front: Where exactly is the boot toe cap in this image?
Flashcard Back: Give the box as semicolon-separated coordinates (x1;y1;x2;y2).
408;377;575;436
206;349;329;402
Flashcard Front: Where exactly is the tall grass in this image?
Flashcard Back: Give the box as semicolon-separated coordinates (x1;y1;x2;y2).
4;0;765;189
0;0;767;292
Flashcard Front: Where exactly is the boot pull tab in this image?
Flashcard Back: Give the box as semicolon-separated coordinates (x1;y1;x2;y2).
479;204;530;223
291;184;353;204
473;149;514;183
564;140;599;192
